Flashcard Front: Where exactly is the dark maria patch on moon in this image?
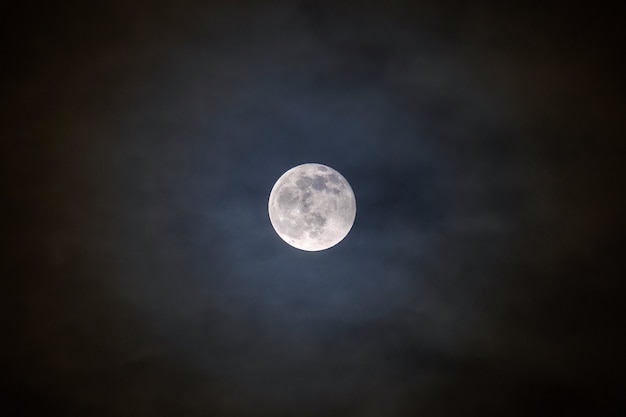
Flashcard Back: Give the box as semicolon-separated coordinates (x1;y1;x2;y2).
312;175;327;191
301;191;313;211
305;212;326;227
296;176;313;189
278;187;298;207
328;173;340;184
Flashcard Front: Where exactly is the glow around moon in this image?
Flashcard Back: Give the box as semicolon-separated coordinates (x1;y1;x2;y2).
268;163;357;251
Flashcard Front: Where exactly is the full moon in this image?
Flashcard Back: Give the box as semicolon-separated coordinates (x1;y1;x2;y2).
268;163;357;251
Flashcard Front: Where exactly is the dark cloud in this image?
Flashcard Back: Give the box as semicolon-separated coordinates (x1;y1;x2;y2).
5;1;625;416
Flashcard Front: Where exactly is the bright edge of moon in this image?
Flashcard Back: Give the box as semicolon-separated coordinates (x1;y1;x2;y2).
268;163;357;251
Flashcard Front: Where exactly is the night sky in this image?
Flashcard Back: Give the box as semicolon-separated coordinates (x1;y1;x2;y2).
5;1;625;416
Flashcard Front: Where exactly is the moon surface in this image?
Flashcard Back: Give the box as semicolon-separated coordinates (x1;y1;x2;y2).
268;163;357;251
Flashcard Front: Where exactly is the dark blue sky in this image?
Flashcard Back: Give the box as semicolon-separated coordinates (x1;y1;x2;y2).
5;1;624;416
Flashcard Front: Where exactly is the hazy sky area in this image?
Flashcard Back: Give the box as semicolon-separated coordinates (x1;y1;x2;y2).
5;1;625;416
